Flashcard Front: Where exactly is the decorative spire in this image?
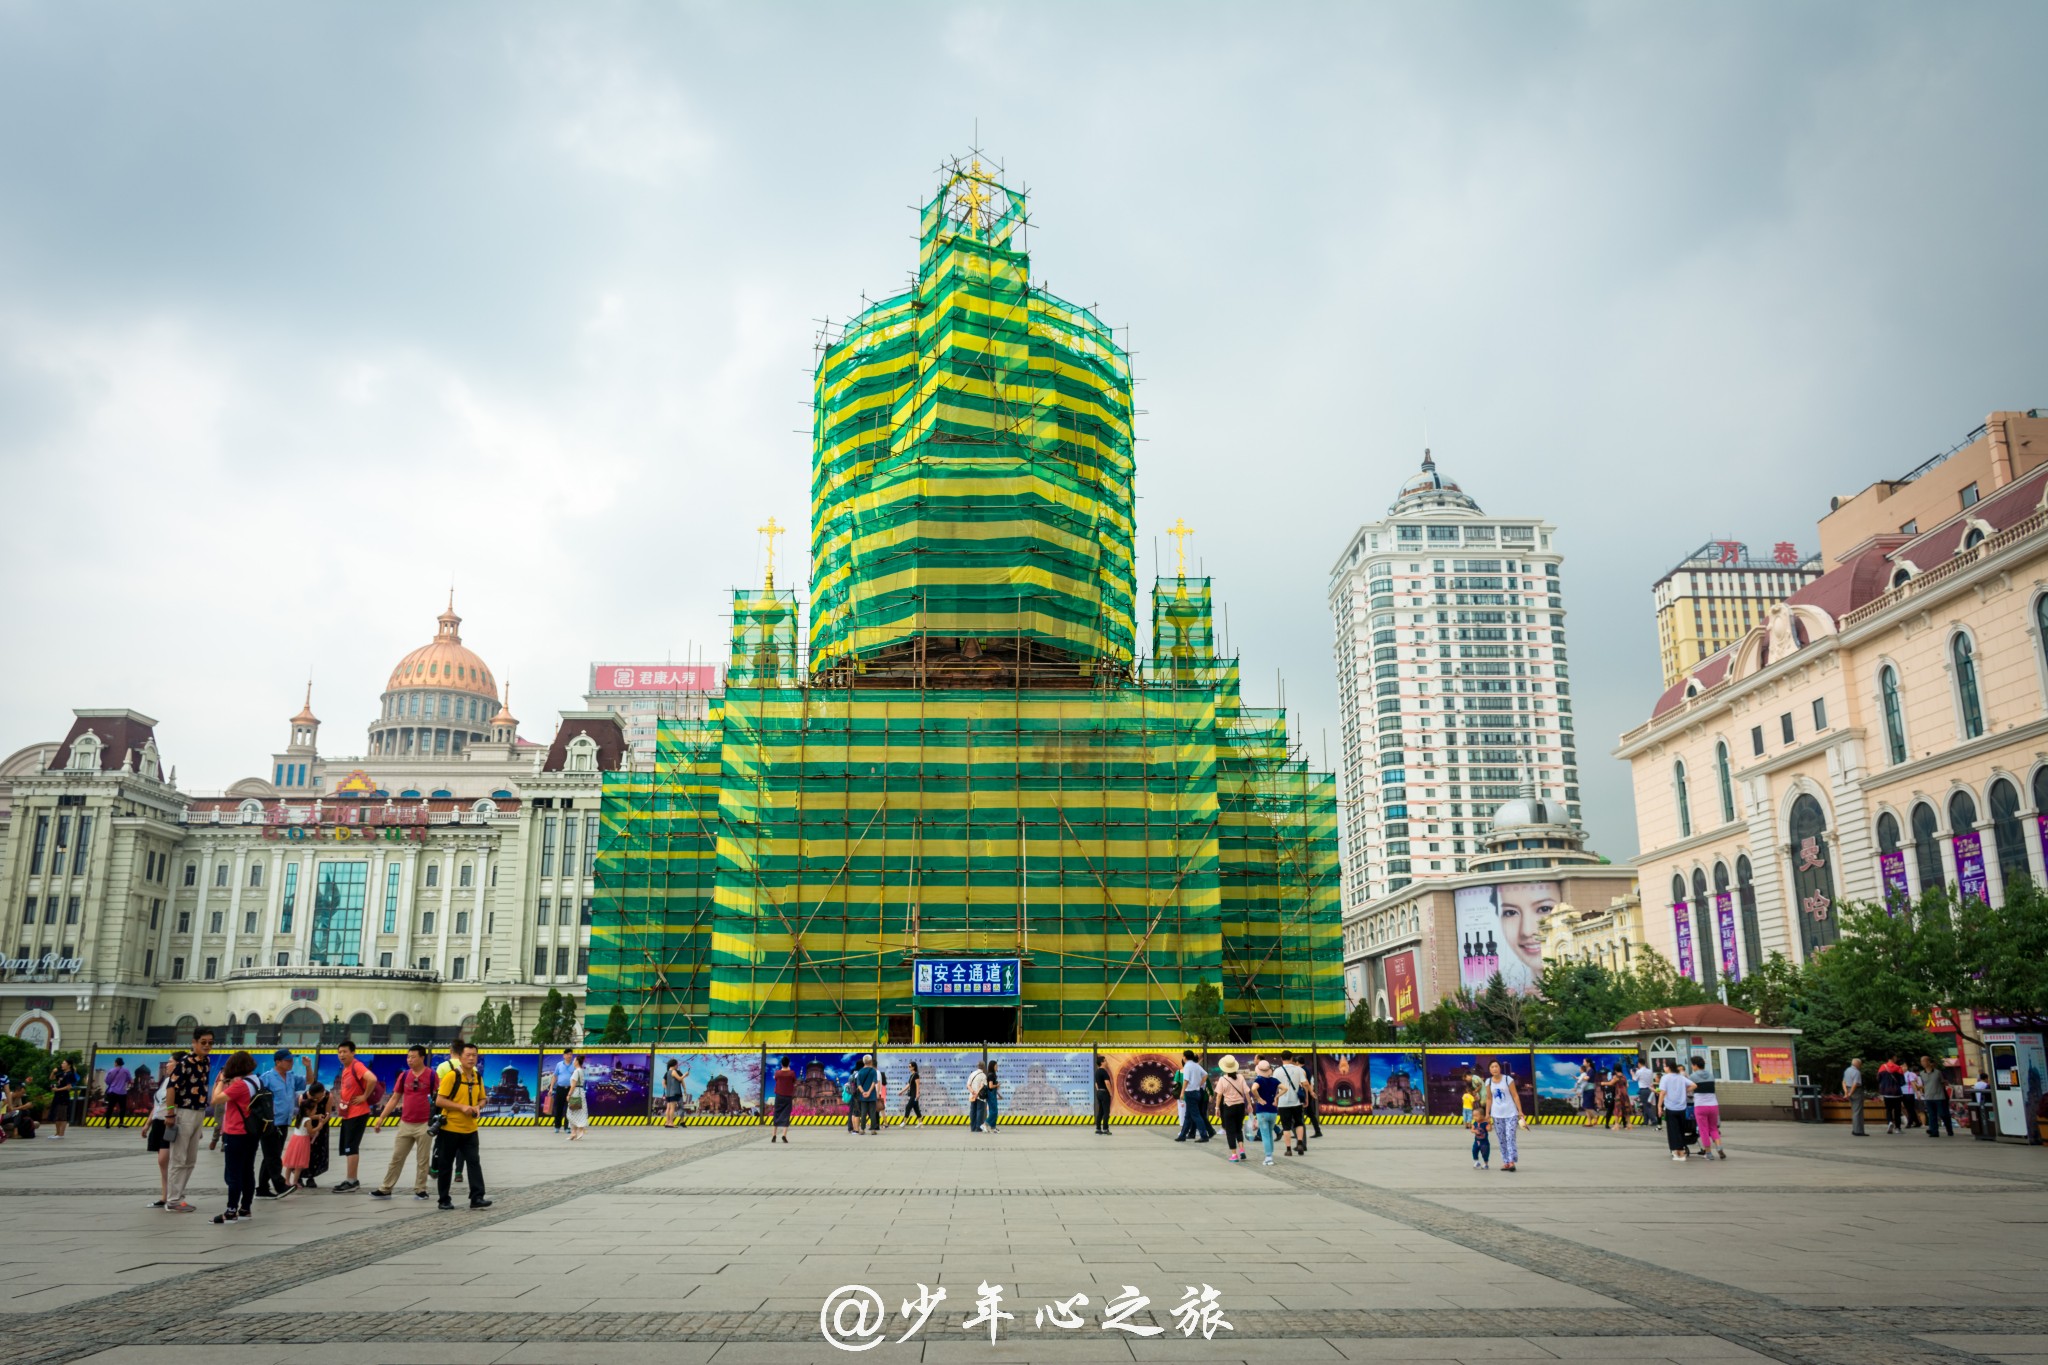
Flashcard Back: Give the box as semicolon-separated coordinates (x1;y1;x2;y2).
493;680;518;733
291;680;319;725
437;592;462;641
758;516;785;591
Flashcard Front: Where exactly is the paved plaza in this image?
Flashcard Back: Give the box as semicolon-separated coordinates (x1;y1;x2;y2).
1;1120;2044;1364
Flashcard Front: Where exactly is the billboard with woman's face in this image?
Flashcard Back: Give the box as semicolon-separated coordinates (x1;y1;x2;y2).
1454;880;1560;993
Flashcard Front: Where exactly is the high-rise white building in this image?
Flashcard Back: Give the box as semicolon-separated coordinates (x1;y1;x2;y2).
1329;452;1580;909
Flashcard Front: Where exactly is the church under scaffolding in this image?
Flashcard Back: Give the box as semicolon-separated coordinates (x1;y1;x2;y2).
584;158;1341;1046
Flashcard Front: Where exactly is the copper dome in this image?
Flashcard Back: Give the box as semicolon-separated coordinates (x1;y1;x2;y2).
384;600;499;700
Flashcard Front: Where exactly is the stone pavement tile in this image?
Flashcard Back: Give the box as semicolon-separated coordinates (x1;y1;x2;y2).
1128;1338;1346;1361
497;1345;721;1364
920;1340;1140;1362
1322;1338;1566;1360
708;1343;926;1364
1920;1336;2048;1353
74;1349;521;1365
1524;1337;1766;1359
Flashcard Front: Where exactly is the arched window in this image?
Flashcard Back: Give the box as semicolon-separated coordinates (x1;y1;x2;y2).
2038;595;2048;678
1990;779;2029;890
280;1008;321;1047
1911;803;1943;891
345;1012;373;1044
1948;788;1978;839
1670;874;1686;907
1674;761;1692;838
1876;810;1901;853
1788;793;1838;957
1715;741;1735;824
1952;633;1985;739
387;1012;411;1043
1691;868;1717;988
1879;665;1907;765
1735;855;1762;970
2035;766;2048;821
1712;861;1734;975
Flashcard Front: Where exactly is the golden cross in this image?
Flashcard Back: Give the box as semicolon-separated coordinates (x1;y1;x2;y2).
758;516;784;590
957;160;991;233
1166;518;1193;578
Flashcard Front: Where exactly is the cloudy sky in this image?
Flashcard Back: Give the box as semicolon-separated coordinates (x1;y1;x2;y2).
2;2;2043;856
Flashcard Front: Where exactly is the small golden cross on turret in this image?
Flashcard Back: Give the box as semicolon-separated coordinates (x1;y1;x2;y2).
759;516;784;591
957;159;991;233
1166;518;1193;578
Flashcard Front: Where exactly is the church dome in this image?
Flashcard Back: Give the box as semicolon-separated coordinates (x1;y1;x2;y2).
1488;777;1560;831
1390;449;1482;516
385;600;498;700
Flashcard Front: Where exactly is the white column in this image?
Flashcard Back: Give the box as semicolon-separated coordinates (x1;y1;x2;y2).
1825;741;1879;904
360;847;387;966
222;846;247;972
190;846;211;973
257;847;285;965
469;846;487;982
1902;842;1924;902
1940;836;1960;893
1741;783;1791;959
2024;809;2047;887
294;852;317;962
1980;825;2007;910
394;847;419;969
433;846;453;977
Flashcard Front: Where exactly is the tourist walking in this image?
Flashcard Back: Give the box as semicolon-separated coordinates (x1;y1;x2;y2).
1092;1055;1112;1135
1877;1057;1905;1133
967;1062;990;1132
47;1057;79;1139
1303;1074;1323;1139
983;1061;1001;1131
1901;1062;1924;1130
1577;1062;1598;1127
662;1059;687;1128
161;1025;215;1212
1633;1057;1658;1128
1214;1056;1250;1162
566;1054;589;1140
433;1041;490;1210
1466;1079;1491;1169
1250;1059;1281;1165
852;1055;879;1135
1275;1051;1309;1156
1689;1056;1725;1159
1486;1060;1523;1172
254;1050;311;1198
1176;1051;1212;1142
371;1046;436;1199
212;1050;260;1224
901;1062;923;1126
1659;1059;1694;1160
102;1057;132;1119
550;1048;576;1135
770;1057;795;1142
145;1070;174;1208
1843;1058;1866;1136
1919;1056;1955;1137
279;1098;319;1191
331;1040;380;1192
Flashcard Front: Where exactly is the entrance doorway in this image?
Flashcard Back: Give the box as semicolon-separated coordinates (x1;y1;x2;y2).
921;1006;1017;1044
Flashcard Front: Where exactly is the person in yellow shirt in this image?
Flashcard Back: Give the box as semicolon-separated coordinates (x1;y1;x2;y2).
433;1042;491;1211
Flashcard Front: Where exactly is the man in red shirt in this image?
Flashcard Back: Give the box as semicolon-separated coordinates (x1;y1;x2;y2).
771;1057;795;1143
370;1046;436;1200
331;1039;379;1192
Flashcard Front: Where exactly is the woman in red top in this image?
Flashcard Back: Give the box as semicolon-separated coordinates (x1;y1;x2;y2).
212;1051;259;1225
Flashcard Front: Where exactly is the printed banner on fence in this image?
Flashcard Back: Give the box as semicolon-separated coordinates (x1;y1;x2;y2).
576;1052;652;1120
1312;1050;1426;1116
1424;1050;1534;1120
1532;1049;1636;1119
656;1051;764;1119
85;1051;180;1122
974;1050;1096;1120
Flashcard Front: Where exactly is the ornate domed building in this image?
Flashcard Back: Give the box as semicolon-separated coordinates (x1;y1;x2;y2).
370;598;502;759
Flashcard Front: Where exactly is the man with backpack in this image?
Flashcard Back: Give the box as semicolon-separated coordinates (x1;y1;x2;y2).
252;1049;312;1199
1274;1051;1311;1157
371;1046;437;1200
330;1039;384;1193
434;1041;491;1210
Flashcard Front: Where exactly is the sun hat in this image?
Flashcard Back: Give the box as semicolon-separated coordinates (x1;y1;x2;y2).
1218;1055;1240;1074
1254;1059;1273;1074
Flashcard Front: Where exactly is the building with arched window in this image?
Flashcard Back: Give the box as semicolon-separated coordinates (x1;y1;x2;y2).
0;601;640;1054
1620;409;2048;981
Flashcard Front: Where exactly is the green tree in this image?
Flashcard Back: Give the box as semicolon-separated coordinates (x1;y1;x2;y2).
530;988;575;1047
1726;951;1803;1026
597;1004;632;1045
1179;983;1229;1047
1342;999;1395;1044
1528;961;1632;1043
1618;947;1712;1015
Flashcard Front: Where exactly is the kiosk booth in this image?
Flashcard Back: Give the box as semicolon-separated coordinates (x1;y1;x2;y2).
1983;1032;2045;1143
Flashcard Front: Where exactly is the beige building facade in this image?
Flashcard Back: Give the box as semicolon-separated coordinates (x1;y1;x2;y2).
1619;410;2048;985
0;604;630;1053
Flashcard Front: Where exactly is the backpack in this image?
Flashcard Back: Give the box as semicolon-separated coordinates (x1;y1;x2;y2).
246;1081;275;1129
344;1060;385;1112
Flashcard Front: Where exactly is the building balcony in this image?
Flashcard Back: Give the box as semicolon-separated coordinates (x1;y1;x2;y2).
223;964;442;984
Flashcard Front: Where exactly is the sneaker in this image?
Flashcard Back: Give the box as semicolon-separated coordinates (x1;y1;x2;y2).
415;1191;431;1200
211;1211;237;1224
276;1186;295;1199
1717;1149;1728;1160
149;1199;166;1208
253;1190;279;1199
1672;1153;1686;1161
1262;1157;1274;1166
165;1201;196;1213
370;1190;392;1199
333;1180;359;1192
